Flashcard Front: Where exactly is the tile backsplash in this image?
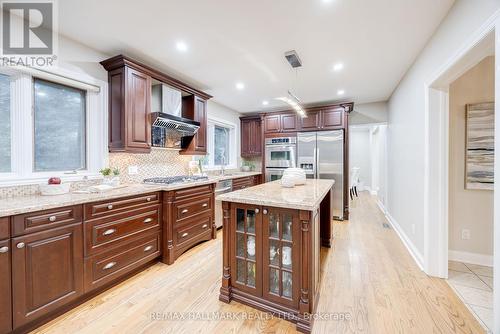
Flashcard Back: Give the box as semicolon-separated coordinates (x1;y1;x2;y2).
109;148;191;183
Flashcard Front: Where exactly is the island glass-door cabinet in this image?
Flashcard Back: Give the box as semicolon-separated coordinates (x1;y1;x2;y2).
262;208;300;308
230;204;263;296
228;204;301;308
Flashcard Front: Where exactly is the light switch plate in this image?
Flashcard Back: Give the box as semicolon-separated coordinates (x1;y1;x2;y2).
128;165;138;175
461;229;471;240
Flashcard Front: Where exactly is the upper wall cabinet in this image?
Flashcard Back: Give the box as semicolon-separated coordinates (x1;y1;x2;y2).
101;55;212;154
263;113;298;134
180;95;208;155
240;116;262;157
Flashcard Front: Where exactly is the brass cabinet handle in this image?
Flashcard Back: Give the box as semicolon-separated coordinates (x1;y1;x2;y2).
103;262;116;270
146;197;152;202
16;242;25;249
181;232;189;238
202;224;208;228
202;203;208;207
103;228;116;236
0;246;8;253
143;218;153;223
144;245;153;252
48;215;57;222
181;209;188;214
107;204;113;210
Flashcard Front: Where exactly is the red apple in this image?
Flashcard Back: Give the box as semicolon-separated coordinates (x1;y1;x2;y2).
48;177;61;185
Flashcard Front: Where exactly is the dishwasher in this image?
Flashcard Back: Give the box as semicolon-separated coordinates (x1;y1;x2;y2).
215;179;233;228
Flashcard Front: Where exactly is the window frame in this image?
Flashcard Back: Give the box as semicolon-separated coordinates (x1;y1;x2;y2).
198;116;237;170
0;66;107;185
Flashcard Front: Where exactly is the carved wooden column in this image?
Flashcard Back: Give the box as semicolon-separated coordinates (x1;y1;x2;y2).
219;201;232;303
297;210;312;333
161;190;175;265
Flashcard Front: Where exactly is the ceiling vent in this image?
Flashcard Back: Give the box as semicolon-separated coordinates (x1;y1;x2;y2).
284;50;302;68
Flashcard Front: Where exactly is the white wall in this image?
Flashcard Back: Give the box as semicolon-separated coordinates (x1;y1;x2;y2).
349;128;372;191
350;101;388;125
386;0;500;258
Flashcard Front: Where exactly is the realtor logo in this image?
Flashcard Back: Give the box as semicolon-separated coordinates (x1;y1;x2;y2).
2;1;53;54
0;1;57;66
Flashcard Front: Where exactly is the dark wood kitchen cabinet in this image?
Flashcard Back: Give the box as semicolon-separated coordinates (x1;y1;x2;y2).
240;116;262;157
11;223;84;328
263;113;298;134
0;218;12;334
101;55;212;154
101;61;152;153
180;95;208;155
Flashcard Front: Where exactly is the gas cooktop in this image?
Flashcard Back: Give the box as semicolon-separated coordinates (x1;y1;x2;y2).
143;175;209;185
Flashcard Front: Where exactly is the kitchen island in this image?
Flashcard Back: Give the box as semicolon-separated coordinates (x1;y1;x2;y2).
217;179;334;334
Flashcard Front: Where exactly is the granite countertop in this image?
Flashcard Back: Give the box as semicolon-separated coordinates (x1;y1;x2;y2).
216;179;335;211
0;172;263;218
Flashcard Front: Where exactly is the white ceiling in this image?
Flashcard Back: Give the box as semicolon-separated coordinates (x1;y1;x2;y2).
59;0;454;113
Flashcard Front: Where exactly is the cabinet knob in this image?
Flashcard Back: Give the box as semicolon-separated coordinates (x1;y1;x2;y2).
146;197;152;202
181;209;189;214
0;246;9;253
103;228;116;236
48;215;57;222
107;204;113;210
143;217;153;224
181;232;189;238
103;262;116;270
255;208;260;213
202;224;208;228
263;209;268;215
16;242;25;249
144;245;153;252
202;203;208;207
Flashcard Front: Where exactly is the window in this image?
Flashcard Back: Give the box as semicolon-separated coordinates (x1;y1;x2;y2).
194;118;236;169
214;125;230;166
0;74;10;173
34;79;86;172
0;68;106;184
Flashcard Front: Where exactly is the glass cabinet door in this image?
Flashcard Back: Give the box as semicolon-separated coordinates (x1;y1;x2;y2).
231;204;262;296
262;208;299;307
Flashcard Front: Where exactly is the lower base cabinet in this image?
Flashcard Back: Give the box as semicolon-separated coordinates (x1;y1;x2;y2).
11;223;84;328
0;239;12;334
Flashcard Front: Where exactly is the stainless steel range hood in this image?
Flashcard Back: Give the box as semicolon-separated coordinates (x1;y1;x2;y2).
151;83;200;134
151;84;200;149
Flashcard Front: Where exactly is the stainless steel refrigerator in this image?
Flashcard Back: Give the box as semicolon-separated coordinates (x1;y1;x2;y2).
297;130;344;220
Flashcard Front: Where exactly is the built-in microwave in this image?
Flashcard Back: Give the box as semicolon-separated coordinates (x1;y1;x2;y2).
265;168;287;182
265;137;297;168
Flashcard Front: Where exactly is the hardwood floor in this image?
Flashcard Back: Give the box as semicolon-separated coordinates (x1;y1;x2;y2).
33;193;485;334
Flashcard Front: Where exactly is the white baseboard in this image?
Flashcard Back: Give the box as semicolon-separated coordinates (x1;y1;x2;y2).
370;189;378;195
448;250;493;267
376;202;424;271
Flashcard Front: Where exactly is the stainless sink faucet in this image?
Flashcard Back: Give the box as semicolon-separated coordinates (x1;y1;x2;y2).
220;155;226;176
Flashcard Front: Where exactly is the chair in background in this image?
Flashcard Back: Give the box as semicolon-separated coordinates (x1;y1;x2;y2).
350;167;360;200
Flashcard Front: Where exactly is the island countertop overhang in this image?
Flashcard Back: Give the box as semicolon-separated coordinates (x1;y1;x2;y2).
216;179;335;211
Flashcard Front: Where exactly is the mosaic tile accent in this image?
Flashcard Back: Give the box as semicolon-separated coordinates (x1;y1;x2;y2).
108;148;191;184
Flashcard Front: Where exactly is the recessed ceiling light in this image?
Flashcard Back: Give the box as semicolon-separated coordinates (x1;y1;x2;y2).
262;100;269;106
176;41;188;52
322;0;333;3
337;89;345;95
235;82;245;90
333;63;344;71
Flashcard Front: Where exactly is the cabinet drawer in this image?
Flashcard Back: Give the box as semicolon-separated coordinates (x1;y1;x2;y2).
233;177;253;190
174;184;213;200
84;231;161;292
174;195;212;222
0;217;9;239
84;193;160;220
12;205;82;236
85;205;161;256
174;215;212;249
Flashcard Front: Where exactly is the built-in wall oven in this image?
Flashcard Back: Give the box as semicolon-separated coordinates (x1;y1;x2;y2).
265;136;297;182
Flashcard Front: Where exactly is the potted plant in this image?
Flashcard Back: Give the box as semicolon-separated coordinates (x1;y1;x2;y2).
100;167;121;186
241;161;255;172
